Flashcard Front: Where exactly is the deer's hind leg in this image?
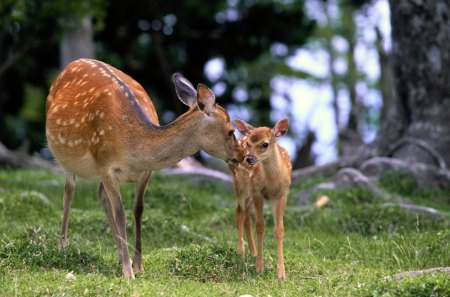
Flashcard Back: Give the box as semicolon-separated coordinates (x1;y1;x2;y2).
59;173;76;249
253;194;265;273
133;171;152;273
100;172;134;278
98;183;122;262
272;194;287;281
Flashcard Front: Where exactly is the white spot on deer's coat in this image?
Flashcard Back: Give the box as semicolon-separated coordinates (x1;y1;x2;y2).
58;134;66;144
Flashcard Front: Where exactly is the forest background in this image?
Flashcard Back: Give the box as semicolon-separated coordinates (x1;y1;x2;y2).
0;0;392;169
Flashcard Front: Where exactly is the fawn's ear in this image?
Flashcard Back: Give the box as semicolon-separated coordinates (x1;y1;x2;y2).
173;73;197;107
273;118;289;138
196;84;216;116
234;119;254;136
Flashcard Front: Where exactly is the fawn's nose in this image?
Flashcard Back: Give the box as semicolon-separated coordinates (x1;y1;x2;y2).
245;155;256;165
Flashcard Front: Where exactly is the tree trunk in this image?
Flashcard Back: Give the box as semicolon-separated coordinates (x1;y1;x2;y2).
60;17;95;68
294;0;450;190
348;0;450;167
375;0;450;168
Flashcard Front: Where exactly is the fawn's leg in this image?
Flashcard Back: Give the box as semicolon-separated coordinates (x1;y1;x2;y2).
133;171;151;273
59;173;76;249
273;195;287;280
101;172;134;279
236;204;246;255
98;183;123;262
253;195;265;272
244;200;257;256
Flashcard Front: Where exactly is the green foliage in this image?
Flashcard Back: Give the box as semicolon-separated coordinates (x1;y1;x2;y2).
0;169;449;296
363;273;450;297
0;0;106;151
170;244;249;282
379;170;419;197
0;0;314;151
0;228;113;275
336;204;449;235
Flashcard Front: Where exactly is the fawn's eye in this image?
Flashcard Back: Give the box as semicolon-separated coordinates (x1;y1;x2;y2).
228;130;235;137
262;142;269;148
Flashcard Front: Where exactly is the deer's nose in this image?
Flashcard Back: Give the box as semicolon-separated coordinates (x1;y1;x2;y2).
245;155;256;165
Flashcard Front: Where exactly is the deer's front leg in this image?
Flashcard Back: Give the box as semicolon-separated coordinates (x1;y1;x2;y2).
273;195;287;281
236;204;246;255
253;195;265;273
133;171;151;273
101;173;134;279
244;209;257;256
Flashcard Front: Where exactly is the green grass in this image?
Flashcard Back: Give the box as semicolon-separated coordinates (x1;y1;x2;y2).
0;169;449;296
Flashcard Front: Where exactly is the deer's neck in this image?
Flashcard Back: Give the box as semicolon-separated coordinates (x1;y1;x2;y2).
131;108;204;171
261;145;284;177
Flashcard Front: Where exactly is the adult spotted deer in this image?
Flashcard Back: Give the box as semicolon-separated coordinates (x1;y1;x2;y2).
46;58;242;278
228;118;291;280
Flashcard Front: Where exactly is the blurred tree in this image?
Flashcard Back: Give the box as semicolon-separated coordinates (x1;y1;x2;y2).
0;0;314;155
96;0;314;123
370;0;450;167
339;0;450;189
0;0;105;151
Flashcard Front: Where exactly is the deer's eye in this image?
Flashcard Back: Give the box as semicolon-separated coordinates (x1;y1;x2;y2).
228;130;235;137
262;142;269;148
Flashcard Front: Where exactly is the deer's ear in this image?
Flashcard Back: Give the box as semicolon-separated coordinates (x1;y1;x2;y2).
234;119;254;136
273;118;289;137
196;84;216;116
173;73;197;107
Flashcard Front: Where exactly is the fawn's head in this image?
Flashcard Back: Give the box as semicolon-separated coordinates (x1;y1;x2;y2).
234;118;289;165
173;74;243;165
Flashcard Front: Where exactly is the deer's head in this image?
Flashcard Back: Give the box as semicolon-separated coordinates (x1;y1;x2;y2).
234;118;289;165
173;74;243;165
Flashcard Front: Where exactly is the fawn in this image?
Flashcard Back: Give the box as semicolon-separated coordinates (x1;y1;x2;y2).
229;118;291;280
45;58;242;278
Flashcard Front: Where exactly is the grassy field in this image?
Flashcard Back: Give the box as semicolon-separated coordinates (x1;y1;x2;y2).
0;169;449;296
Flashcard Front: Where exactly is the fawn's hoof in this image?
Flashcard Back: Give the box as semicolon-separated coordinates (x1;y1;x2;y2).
255;259;264;273
277;272;286;281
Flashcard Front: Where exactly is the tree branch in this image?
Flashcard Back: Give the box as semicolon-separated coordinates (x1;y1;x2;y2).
0;40;39;77
386;267;450;280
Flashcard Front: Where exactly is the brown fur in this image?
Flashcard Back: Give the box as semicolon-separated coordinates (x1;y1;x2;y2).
229;118;292;280
46;59;242;278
